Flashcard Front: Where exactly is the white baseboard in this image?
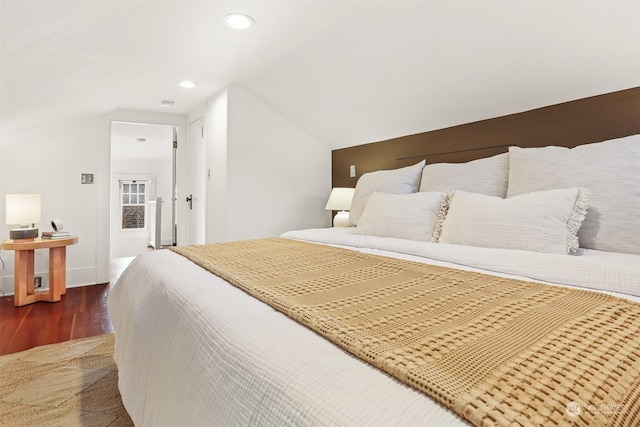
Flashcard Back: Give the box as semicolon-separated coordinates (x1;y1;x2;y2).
0;266;98;297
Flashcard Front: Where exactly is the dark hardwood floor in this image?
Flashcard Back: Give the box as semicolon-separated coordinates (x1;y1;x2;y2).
0;257;133;356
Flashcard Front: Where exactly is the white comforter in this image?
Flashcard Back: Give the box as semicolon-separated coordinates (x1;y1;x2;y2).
108;228;640;426
283;228;640;298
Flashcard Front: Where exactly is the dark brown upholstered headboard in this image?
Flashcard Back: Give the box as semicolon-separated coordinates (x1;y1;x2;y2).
332;87;640;188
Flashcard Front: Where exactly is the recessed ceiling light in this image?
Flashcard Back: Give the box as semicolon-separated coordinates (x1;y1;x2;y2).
179;80;197;89
160;100;175;107
223;13;254;30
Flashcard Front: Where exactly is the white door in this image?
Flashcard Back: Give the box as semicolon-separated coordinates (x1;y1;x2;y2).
188;117;206;244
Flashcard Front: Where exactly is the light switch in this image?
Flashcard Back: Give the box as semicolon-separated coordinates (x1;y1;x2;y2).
81;173;94;184
349;165;356;178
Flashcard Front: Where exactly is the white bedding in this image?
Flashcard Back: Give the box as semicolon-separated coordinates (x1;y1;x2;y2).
108;229;640;426
283;228;640;298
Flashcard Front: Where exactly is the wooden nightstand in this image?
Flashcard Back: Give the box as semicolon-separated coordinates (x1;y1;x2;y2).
1;237;78;307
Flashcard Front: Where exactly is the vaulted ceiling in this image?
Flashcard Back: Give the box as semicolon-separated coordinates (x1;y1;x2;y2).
2;1;638;149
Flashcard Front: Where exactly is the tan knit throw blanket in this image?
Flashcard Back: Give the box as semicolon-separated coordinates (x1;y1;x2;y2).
171;238;640;426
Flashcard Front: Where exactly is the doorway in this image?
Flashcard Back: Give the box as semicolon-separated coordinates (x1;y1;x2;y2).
109;122;177;259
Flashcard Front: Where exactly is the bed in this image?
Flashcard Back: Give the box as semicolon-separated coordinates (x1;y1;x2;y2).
108;91;640;426
109;231;639;426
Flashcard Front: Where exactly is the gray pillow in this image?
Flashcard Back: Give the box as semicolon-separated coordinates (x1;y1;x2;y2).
507;135;640;254
348;161;425;227
419;153;509;197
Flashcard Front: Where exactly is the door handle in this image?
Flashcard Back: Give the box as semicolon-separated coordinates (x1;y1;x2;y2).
186;195;193;210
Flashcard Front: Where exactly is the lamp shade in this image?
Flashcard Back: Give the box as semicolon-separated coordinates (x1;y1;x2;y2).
325;188;355;211
6;194;41;225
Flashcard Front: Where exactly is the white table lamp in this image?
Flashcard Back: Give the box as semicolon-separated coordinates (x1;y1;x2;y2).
6;194;41;240
325;188;355;227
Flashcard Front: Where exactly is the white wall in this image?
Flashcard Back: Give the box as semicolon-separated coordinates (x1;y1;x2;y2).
204;86;332;242
0;88;328;295
205;90;228;243
0;110;187;295
1;116;105;294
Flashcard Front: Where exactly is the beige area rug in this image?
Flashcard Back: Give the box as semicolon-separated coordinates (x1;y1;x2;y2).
0;334;133;427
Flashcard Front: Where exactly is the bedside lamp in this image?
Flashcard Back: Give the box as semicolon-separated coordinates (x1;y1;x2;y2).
325;188;355;227
6;194;41;240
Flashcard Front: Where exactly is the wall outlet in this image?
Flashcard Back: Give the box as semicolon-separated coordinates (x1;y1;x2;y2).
34;276;42;289
81;173;94;184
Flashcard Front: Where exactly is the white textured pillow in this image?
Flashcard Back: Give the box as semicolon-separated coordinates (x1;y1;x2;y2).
352;191;445;242
438;189;589;254
419;153;509;197
348;161;425;226
507;136;640;254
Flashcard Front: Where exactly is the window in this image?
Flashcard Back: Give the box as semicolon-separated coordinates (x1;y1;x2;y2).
121;180;147;230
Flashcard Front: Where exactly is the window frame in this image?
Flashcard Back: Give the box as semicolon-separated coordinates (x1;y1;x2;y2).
119;179;150;232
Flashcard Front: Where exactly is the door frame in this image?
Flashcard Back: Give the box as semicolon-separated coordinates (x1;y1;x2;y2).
109;120;181;257
99;111;187;285
187;116;207;245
